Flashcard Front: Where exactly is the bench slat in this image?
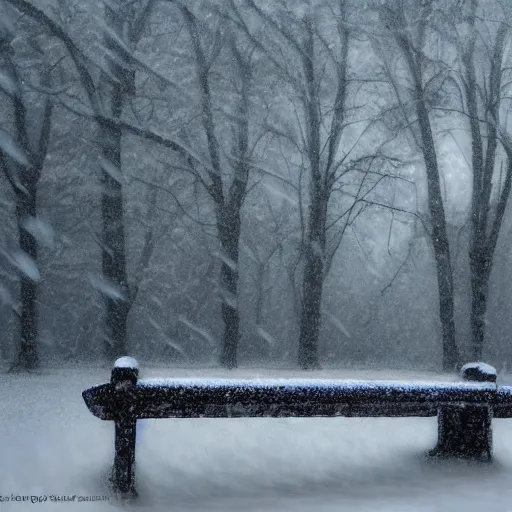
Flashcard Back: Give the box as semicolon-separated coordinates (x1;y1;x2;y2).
82;379;496;421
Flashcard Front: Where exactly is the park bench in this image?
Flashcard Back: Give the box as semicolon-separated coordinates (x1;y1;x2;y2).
82;357;512;498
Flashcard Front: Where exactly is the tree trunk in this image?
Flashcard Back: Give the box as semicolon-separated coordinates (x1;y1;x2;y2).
12;186;39;370
470;254;490;361
254;262;264;327
100;118;129;361
298;250;324;370
407;61;459;371
298;188;326;370
298;21;325;371
101;3;131;361
386;5;460;371
218;208;241;369
417;101;459;370
7;63;50;372
464;13;507;364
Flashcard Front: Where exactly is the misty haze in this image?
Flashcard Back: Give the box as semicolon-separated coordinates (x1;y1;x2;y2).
2;0;512;510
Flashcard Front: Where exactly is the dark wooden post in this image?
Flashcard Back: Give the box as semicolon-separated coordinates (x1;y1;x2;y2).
110;357;139;498
430;362;496;461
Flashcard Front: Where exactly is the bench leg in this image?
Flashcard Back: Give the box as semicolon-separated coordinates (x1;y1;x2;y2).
429;405;492;461
113;419;137;498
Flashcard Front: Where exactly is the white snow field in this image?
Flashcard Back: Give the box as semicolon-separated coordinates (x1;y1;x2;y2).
2;366;512;511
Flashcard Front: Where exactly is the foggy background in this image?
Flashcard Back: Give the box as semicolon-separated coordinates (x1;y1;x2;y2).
1;0;512;372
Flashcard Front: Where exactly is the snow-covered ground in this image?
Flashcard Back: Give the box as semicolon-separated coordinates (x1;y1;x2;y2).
2;366;512;511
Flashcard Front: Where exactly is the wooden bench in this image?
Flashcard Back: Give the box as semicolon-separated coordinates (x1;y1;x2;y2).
82;357;512;498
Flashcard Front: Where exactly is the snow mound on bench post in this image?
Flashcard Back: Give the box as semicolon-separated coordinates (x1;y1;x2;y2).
114;356;139;369
461;362;497;383
112;357;139;389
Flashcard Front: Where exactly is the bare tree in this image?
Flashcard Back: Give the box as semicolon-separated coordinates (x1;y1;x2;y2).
4;0;214;363
2;0;256;366
179;6;257;368
457;1;511;360
231;0;396;369
96;0;158;360
377;1;460;370
0;14;53;371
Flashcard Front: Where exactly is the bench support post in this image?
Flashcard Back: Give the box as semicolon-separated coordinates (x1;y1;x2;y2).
113;419;137;497
430;362;496;461
430;405;492;461
110;357;139;498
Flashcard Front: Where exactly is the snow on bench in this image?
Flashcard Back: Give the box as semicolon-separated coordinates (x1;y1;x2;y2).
113;356;139;370
82;357;504;499
461;362;497;382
